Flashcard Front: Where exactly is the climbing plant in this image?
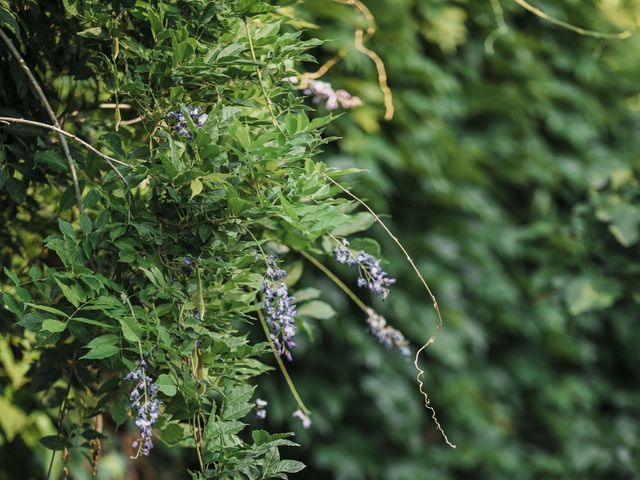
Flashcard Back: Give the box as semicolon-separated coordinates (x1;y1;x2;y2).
0;1;446;478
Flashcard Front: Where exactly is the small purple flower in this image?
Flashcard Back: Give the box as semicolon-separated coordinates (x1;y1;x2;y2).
333;240;396;299
255;398;267;419
125;360;161;457
262;256;297;361
292;409;311;429
366;308;411;357
169;106;208;139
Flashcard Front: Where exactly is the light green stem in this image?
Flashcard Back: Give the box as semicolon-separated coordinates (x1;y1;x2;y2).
299;250;369;314
323;172;456;448
196;266;205;320
256;307;311;416
243;17;285;133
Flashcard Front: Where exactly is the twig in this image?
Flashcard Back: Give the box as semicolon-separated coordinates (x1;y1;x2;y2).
98;103;133;109
243;18;285;133
0;116;129;187
323;172;455;448
45;380;72;480
257;303;311;416
353;28;394;120
299;250;369;314
0;28;84;211
485;0;509;55
513;0;631;39
333;0;394;120
299;49;347;83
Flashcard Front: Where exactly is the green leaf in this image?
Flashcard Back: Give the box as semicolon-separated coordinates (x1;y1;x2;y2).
5;177;26;204
278;192;299;222
190;178;203;199
58;218;76;240
119;315;142;343
110;398;128;426
54;278;81;308
3;267;19;286
40;435;66;451
292;288;321;302
158;423;189;446
565;276;623;316
79;213;93;235
41;319;67;333
297;300;336;320
25;303;68;318
222;384;255;420
331;212;375;236
34;149;67;173
2;293;21;314
275;460;306;474
81;334;120;360
155;374;177;397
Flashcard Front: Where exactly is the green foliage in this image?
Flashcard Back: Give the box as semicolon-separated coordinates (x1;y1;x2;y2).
0;1;388;478
254;1;640;479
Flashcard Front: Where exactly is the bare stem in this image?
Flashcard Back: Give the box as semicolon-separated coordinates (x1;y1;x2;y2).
196;265;205;321
299;250;369;314
0;116;129;187
513;0;631;39
333;0;394;120
192;415;205;471
323;172;456;448
45;380;72;480
0;28;84;211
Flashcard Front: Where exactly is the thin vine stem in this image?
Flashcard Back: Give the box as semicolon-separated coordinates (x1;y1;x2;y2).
256;306;311;416
45;379;72;480
299;250;369;314
333;0;394;120
0;28;83;212
192;414;205;471
243;18;285;133
196;265;205;321
323;172;456;448
243;228;312;416
512;0;631;39
485;0;509;55
0;116;130;183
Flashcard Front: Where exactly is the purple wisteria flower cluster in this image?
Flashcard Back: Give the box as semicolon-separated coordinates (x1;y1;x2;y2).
366;308;411;357
334;240;396;299
285;76;362;111
125;360;161;457
169;106;208;138
262;256;297;361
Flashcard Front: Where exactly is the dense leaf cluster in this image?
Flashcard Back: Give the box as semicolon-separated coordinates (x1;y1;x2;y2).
0;1;392;478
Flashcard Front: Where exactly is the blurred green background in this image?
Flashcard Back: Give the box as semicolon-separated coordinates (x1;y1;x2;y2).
259;1;640;479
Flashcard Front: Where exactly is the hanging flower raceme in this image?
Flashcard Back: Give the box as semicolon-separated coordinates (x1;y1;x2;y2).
285;76;362;111
334;240;396;299
262;256;297;361
168;106;208;138
366;308;411;357
125;360;161;457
